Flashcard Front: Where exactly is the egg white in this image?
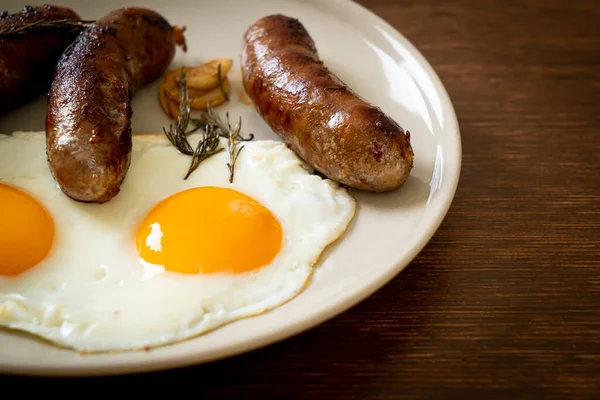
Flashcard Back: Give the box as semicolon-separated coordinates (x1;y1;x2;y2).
0;131;355;352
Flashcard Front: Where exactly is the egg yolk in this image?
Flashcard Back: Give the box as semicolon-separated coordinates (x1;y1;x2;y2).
0;183;55;276
136;187;283;275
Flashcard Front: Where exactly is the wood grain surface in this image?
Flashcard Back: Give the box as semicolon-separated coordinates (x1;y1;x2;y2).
3;0;600;398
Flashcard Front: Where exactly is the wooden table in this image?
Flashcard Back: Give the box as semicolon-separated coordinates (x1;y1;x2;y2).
3;0;600;397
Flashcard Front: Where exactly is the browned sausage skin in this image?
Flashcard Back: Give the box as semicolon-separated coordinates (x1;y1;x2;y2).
241;15;414;192
46;8;184;203
0;5;81;113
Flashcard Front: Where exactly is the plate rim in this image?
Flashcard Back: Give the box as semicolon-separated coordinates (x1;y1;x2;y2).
0;0;462;376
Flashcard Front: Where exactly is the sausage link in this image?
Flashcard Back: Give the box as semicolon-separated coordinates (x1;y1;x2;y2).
0;5;80;113
46;8;182;203
241;15;414;192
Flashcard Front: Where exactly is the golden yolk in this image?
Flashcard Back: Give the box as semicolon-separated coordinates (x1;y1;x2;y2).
0;183;55;276
136;187;283;275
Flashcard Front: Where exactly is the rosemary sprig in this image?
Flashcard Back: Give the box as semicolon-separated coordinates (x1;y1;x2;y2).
162;68;254;181
0;18;95;36
225;115;245;183
195;106;254;141
163;69;223;179
193;106;254;183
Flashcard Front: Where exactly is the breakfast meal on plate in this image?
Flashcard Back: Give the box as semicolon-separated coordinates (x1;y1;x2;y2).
241;14;414;192
0;6;415;353
0;5;83;114
45;7;186;204
159;58;233;118
0;130;355;351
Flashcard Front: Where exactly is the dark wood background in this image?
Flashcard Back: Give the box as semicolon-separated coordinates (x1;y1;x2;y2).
3;0;600;397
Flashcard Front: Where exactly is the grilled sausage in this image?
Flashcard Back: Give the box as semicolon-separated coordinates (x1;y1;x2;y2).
0;5;81;113
241;15;414;192
46;8;185;203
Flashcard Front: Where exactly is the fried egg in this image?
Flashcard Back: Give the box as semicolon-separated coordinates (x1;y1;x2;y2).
0;131;355;352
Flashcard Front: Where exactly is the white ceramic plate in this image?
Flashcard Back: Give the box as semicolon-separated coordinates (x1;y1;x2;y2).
0;0;461;376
